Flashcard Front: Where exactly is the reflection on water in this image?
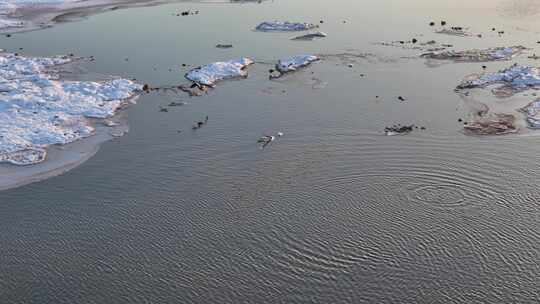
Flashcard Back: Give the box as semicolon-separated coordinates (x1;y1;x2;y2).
0;0;539;303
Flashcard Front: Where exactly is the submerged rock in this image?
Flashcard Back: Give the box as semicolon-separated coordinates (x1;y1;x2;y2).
457;64;540;92
185;58;254;87
0;52;141;165
422;46;525;62
291;31;327;40
463;114;517;135
255;21;317;32
275;55;319;74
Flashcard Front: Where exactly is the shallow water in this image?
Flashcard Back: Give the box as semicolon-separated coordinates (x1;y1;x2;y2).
1;0;540;303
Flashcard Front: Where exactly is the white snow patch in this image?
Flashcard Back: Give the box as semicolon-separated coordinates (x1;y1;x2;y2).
458;64;540;90
276;55;319;73
0;52;141;165
185;58;254;86
255;21;317;32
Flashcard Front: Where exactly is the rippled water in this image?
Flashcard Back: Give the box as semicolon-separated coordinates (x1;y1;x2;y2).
1;0;540;303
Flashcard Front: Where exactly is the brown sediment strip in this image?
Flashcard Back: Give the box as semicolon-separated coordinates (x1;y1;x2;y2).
463;113;517;136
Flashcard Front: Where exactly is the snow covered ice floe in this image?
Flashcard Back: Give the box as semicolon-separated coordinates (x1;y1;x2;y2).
185;58;254;87
457;64;540;92
276;55;320;74
0;52;141;165
255;21;317;32
422;46;526;62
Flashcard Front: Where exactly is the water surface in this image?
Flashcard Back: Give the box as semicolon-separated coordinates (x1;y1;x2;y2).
1;0;539;303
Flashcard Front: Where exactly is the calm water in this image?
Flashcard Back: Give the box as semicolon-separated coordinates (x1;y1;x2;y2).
1;0;540;303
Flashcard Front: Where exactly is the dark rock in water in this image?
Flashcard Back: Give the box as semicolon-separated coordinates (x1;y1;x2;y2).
216;44;233;49
384;124;415;135
429;22;435;26
397;96;405;101
441;21;447;26
168;102;185;107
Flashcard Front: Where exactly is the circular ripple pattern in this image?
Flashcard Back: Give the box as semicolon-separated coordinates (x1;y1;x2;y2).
406;184;465;206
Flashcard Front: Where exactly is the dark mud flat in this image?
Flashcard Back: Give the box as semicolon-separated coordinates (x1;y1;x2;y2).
0;0;539;303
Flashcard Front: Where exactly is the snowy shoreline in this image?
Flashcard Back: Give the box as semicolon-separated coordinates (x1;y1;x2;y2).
0;117;128;191
0;0;179;32
0;51;141;168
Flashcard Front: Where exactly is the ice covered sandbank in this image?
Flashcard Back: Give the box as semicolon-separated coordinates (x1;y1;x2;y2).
255;21;317;32
422;46;526;62
457;64;540;92
276;55;320;73
0;52;141;165
185;58;254;87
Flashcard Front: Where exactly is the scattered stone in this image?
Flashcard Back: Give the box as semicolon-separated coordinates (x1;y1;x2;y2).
168;102;185;107
192;116;209;130
384;124;415;136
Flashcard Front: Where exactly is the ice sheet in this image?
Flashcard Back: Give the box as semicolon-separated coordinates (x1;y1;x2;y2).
185;58;254;86
0;52;141;165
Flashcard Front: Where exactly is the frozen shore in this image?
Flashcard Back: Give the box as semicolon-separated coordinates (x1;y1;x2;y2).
0;0;180;32
0;117;129;191
0;51;141;188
